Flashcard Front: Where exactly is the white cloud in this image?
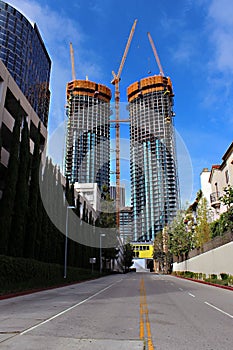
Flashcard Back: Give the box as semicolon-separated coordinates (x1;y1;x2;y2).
7;0;104;131
89;2;105;17
195;0;233;122
207;0;233;74
8;0;84;46
172;35;196;64
208;0;233;28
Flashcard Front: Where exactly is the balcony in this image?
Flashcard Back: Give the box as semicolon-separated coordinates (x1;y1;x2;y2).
210;191;221;208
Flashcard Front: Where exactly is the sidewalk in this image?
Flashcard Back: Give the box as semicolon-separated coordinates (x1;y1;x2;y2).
175;275;233;291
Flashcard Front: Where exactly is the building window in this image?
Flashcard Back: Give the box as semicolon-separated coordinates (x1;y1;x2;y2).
225;170;229;184
0;163;7;191
1;122;12;152
4;88;26;119
29;120;38;144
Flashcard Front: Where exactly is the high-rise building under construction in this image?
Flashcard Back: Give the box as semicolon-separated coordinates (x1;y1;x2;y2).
65;80;111;191
127;75;179;241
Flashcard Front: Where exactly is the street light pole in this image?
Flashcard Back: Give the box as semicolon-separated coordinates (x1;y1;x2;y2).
100;233;105;274
64;205;76;279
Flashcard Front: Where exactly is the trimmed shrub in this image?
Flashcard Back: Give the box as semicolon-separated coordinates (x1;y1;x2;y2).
220;273;229;280
0;255;100;295
228;275;233;285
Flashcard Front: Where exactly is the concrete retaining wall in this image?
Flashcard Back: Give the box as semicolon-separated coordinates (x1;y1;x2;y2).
173;241;233;276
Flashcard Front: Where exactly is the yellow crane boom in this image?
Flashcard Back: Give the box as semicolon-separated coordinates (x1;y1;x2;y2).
69;42;76;81
147;32;164;77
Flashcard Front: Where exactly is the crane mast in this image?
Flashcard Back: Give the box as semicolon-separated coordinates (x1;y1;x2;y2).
147;32;164;76
111;19;137;233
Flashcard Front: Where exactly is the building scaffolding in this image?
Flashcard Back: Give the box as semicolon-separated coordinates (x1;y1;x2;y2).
127;75;180;241
65;80;112;190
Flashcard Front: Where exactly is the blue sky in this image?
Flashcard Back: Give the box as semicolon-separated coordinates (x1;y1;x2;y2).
8;0;233;206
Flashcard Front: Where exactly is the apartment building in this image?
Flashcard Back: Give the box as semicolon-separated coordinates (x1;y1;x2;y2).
201;142;233;220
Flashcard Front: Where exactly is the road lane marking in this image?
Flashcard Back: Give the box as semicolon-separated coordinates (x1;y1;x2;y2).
140;278;154;350
188;293;195;298
20;279;121;335
139;303;144;339
204;302;233;319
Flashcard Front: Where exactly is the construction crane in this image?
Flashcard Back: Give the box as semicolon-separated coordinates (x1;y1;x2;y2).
111;19;137;233
69;42;76;81
147;32;164;77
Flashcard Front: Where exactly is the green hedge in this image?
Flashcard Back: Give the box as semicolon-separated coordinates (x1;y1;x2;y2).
0;255;100;295
172;270;233;287
204;277;229;286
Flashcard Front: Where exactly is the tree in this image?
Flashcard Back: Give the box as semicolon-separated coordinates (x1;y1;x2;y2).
96;189;117;271
24;123;41;258
40;157;49;262
35;166;43;260
0;126;2;163
168;211;193;262
0;116;21;254
65;176;71;204
76;194;81;218
210;207;233;238
68;182;76;267
153;232;166;271
122;243;134;272
46;159;58;263
54;167;66;264
9;117;30;257
220;185;233;209
194;196;211;248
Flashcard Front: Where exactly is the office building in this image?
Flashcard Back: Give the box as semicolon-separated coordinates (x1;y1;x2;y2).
110;184;126;209
119;206;133;243
0;61;48;198
201;142;233;220
0;2;50;198
127;75;179;241
0;0;51;126
74;182;101;213
65;80;111;191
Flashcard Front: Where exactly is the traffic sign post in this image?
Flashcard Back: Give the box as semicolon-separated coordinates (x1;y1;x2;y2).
89;257;96;274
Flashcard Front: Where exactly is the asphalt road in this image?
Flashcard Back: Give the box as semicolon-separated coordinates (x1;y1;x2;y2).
0;273;232;349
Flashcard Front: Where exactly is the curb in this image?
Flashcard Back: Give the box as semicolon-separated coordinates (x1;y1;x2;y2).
0;277;100;301
175;275;233;291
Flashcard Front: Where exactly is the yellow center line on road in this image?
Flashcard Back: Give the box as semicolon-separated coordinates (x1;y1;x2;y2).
139;278;155;350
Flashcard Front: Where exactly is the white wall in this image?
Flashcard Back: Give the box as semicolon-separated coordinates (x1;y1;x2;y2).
173;242;233;276
200;168;211;206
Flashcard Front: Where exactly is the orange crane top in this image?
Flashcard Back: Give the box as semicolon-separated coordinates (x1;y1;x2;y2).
69;42;76;81
147;32;164;77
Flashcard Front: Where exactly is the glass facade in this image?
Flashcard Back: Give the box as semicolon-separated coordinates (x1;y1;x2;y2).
120;206;133;243
110;185;126;209
0;1;51;126
65;80;111;191
128;76;180;241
